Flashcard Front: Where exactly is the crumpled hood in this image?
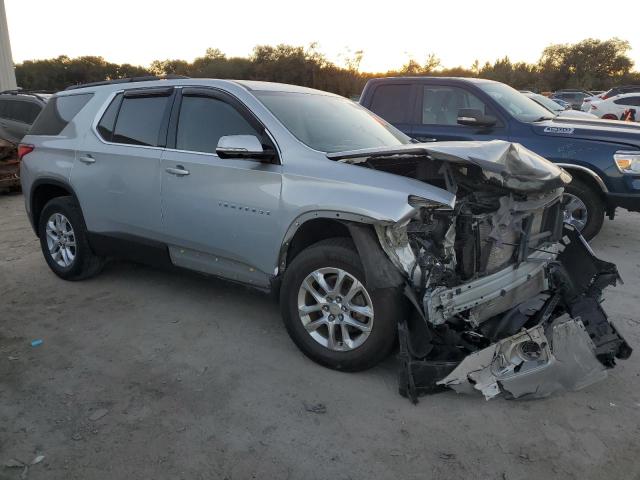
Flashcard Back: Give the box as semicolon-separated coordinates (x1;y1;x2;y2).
328;140;571;192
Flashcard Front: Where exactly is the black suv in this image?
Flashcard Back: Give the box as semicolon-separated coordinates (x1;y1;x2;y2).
0;90;50;144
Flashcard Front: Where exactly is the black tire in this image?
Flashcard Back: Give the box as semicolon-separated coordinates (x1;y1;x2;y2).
563;177;604;241
38;196;104;280
280;237;400;372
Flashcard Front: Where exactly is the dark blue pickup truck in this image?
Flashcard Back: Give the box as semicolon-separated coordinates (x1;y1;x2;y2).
360;77;640;239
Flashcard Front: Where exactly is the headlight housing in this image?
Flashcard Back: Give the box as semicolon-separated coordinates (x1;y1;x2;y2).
614;151;640;174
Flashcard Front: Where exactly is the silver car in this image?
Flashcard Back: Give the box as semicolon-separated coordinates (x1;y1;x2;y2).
19;77;631;400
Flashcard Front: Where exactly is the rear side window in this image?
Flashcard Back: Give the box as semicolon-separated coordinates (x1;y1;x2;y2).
368;84;412;124
176;95;259;153
112;95;170;146
30;93;93;135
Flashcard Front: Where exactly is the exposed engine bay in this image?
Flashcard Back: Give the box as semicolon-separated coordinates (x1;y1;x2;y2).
336;141;632;401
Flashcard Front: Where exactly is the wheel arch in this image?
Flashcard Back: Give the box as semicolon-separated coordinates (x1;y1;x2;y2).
277;211;405;293
556;163;608;195
30;178;81;236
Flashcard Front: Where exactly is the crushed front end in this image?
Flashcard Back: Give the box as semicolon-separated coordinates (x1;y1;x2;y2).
345;141;632;401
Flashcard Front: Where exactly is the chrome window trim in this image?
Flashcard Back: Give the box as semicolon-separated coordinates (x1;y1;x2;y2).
91;86;283;161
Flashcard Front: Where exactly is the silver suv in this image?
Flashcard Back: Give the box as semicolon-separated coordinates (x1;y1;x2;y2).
20;77;631;400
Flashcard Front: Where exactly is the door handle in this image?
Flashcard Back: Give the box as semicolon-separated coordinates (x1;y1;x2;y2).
165;166;190;176
79;155;96;164
414;136;438;143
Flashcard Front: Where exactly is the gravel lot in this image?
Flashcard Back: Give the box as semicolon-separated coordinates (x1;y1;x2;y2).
1;192;639;480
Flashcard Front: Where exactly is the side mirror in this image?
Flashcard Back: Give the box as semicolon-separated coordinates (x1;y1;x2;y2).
216;135;274;160
457;109;497;127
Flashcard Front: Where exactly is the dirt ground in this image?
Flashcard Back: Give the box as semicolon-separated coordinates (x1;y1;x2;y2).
1;192;639;480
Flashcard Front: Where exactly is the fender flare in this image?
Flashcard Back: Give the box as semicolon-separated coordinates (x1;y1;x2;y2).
277;210;404;290
555;163;608;193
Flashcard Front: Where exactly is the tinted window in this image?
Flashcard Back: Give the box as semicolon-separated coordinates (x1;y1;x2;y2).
368;84;412;124
422;86;488;125
176;96;259;153
0;99;7;118
4;100;40;123
30;93;93;135
97;93;123;141
112;95;170;146
256;91;408;153
616;96;640;106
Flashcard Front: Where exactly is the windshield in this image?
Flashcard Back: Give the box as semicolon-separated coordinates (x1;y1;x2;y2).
254;91;410;153
478;82;553;122
527;93;563;114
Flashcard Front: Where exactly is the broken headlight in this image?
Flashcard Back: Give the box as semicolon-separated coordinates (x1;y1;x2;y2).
408;195;453;210
614;151;640;174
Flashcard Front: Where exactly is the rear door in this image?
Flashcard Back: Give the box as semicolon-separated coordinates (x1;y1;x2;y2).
160;87;282;287
411;84;509;142
72;87;174;239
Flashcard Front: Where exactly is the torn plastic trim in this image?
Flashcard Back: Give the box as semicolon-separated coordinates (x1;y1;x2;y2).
436;315;608;400
425;244;559;326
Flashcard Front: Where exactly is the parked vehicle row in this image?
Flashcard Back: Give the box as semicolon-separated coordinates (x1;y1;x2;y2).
360;76;640;240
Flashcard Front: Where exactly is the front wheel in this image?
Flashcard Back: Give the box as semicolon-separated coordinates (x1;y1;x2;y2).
562;177;605;241
280;238;400;371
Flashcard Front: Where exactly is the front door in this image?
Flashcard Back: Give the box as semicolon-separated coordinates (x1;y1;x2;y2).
411;84;509;142
160;88;282;287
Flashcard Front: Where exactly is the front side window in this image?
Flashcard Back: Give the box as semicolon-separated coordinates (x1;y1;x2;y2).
478;82;552;122
255;91;409;153
422;86;489;125
112;95;170;146
368;84;412;124
176;96;259;153
30;93;93;135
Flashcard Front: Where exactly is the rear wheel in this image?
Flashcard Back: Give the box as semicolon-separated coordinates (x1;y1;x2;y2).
562;177;604;241
38;196;104;280
280;238;400;371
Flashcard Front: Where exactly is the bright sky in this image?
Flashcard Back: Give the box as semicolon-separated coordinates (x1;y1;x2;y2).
5;0;640;73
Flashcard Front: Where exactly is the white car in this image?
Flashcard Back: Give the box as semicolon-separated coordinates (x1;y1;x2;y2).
589;93;640;121
524;93;597;119
581;93;604;112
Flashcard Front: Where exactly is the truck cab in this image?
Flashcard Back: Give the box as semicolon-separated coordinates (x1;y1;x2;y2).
360;77;640;239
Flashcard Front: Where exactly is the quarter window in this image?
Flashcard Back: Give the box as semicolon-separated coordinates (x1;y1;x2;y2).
176;95;259;154
112;95;170;146
30;93;93;135
96;93;123;141
422;86;488;125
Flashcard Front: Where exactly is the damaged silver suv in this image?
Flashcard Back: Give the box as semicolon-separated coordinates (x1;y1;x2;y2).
20;77;631;400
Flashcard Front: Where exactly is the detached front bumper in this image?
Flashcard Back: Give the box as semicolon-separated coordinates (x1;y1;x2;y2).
437;314;623;399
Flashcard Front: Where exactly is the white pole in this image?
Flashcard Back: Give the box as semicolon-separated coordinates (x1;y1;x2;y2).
0;0;17;91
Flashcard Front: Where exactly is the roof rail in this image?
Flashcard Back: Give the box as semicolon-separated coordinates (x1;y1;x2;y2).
0;88;51;101
64;74;190;91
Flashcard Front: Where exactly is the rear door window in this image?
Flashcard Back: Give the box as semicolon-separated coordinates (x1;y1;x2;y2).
30;93;93;135
368;84;413;124
112;94;171;146
175;95;259;154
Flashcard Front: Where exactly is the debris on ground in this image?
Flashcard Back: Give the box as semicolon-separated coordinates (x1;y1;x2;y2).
89;408;109;421
31;455;45;465
30;339;43;347
5;458;25;468
303;402;327;414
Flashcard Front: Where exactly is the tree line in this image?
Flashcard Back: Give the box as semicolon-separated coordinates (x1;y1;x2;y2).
13;38;640;97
